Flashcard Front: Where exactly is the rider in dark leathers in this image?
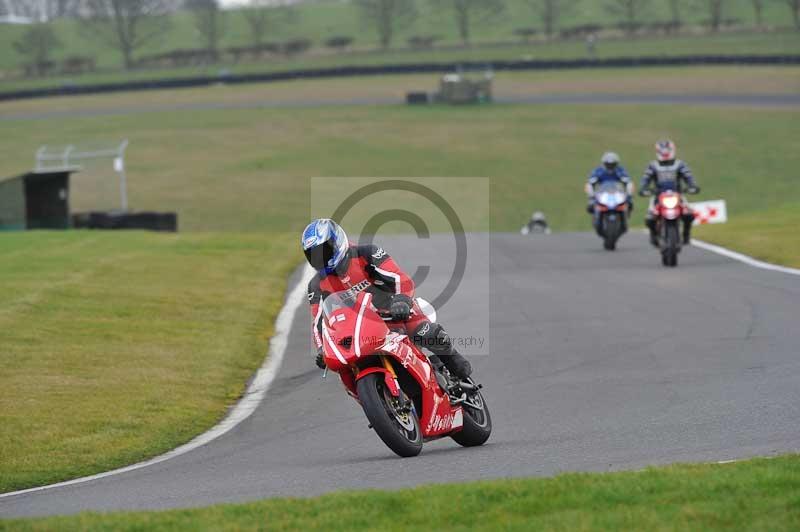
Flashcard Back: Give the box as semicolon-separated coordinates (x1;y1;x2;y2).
639;140;700;246
302;219;472;379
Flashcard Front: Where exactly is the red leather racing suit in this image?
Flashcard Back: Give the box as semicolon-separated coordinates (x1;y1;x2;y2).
307;244;432;351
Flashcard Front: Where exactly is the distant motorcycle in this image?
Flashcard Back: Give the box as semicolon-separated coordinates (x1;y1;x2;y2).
320;290;491;457
592;181;629;251
642;187;698;267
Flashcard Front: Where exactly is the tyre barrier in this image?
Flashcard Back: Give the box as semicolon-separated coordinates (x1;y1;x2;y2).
72;211;178;232
1;54;798;103
406;92;430;105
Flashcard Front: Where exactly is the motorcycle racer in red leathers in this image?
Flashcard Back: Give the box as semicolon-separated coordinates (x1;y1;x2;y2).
302;219;473;379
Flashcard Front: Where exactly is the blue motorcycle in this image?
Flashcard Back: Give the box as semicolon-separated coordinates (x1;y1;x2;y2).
592;181;629;251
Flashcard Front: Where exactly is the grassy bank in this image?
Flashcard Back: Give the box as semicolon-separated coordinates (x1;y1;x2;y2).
1;31;798;94
0;0;796;72
3;455;798;530
0;232;298;493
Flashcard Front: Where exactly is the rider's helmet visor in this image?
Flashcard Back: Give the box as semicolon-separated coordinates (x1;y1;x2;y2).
304;241;337;271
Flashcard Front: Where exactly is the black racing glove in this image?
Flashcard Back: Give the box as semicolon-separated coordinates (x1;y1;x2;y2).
390;294;413;322
315;349;326;369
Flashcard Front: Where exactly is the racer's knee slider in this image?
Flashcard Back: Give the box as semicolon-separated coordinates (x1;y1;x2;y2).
412;322;472;378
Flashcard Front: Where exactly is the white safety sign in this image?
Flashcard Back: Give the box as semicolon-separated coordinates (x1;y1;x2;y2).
690;200;727;225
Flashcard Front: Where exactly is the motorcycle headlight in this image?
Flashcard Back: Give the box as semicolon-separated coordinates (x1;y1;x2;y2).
661;196;679;209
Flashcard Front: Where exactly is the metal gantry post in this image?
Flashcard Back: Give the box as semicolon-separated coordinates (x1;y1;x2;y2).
33;140;131;212
118;140;129;212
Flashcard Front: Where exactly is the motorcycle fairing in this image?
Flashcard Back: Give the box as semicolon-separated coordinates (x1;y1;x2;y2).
654;191;686;221
321;290;463;439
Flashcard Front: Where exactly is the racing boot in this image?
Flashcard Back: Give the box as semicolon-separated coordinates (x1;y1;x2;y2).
682;214;694;245
441;348;472;380
645;218;659;247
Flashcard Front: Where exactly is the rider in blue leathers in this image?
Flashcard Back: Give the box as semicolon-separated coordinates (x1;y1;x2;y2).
585;152;634;218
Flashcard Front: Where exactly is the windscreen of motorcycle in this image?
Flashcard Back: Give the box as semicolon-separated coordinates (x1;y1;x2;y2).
321;290;358;320
596;181;627;208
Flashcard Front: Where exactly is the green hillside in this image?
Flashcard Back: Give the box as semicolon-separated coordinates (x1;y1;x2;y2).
0;0;797;74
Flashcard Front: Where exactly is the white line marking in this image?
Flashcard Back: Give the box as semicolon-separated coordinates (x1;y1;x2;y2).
354;292;371;358
692;239;800;277
0;264;314;500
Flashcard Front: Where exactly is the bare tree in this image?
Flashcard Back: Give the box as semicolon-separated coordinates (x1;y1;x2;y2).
787;0;800;29
82;0;174;70
186;0;225;59
749;0;764;26
704;0;726;32
431;0;506;46
242;0;297;48
666;0;682;27
355;0;417;50
14;23;61;76
524;0;577;40
605;0;650;35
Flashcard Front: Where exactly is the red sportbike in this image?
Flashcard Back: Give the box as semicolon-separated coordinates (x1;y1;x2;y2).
649;189;695;267
320;290;491;457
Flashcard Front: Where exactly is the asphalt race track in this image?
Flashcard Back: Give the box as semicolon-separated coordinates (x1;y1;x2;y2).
2;232;799;518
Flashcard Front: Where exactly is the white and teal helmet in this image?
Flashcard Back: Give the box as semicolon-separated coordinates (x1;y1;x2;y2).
601;151;620;170
301;219;350;275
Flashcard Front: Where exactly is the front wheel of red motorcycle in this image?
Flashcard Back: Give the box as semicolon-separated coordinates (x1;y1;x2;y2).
357;373;423;458
451;384;492;447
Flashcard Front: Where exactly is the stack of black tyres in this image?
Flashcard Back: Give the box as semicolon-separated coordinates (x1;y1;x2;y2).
72;211;177;232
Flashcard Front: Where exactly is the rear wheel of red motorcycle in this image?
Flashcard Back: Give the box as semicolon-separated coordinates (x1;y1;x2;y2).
451;386;492;447
357;373;423;457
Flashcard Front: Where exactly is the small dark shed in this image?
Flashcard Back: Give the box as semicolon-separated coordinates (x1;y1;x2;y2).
0;169;76;231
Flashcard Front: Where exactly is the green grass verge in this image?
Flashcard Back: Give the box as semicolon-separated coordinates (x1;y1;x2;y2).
3;455;799;530
0;231;299;493
695;203;800;268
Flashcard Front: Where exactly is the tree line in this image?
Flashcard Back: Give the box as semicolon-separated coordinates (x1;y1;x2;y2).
10;0;800;76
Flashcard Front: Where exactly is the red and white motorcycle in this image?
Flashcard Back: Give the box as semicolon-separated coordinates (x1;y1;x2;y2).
644;188;698;267
320;290;491;457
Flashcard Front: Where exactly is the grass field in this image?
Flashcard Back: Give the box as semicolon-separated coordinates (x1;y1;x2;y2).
0;69;798;495
2;455;798;530
0;232;298;493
